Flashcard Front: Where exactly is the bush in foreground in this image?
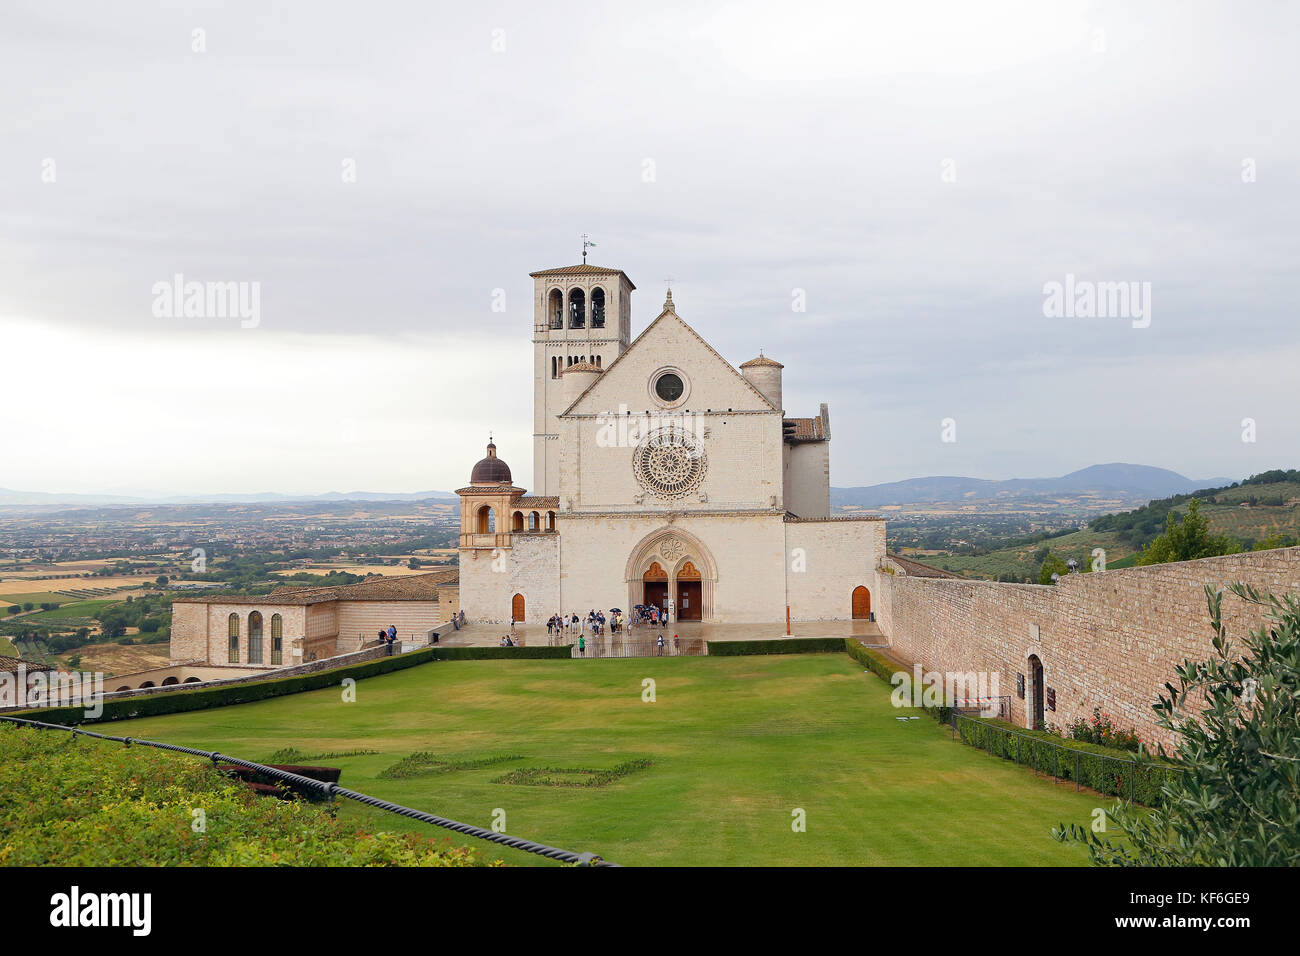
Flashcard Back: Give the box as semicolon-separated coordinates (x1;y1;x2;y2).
0;725;495;866
1055;584;1300;866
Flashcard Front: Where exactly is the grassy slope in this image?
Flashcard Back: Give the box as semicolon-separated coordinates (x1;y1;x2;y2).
0;724;487;866
115;654;1101;866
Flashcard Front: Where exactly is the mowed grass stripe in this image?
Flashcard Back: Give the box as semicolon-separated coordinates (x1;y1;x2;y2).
112;655;1099;867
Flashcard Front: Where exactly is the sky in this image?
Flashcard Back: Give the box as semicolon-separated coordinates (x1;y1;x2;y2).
1;0;1296;496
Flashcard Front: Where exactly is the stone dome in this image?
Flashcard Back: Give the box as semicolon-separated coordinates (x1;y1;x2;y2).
470;440;512;484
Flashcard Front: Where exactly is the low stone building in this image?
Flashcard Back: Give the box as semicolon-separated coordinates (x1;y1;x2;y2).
169;569;459;669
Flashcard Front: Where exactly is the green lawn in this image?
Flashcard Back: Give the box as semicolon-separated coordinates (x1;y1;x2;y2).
112;653;1103;866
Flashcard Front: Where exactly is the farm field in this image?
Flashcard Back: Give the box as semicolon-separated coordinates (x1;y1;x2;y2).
72;641;170;676
114;653;1102;867
908;529;1136;580
0;577;146;597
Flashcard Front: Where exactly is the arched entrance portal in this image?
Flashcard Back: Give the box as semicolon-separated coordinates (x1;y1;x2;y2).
851;586;871;619
625;529;719;622
1027;654;1045;730
511;593;525;623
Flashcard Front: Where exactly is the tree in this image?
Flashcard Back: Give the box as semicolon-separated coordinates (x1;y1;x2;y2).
1037;552;1068;585
1136;498;1240;566
155;575;169;586
1055;583;1300;865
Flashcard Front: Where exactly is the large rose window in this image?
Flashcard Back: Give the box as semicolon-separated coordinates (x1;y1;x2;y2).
632;426;707;500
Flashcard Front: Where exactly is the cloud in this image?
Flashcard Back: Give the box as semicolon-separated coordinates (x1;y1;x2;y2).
1;0;1296;492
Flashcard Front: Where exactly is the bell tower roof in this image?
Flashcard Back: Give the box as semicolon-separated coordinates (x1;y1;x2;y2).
528;264;636;289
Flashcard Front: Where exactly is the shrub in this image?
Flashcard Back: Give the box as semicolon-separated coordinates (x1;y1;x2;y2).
955;715;1175;805
1064;707;1141;752
707;637;847;656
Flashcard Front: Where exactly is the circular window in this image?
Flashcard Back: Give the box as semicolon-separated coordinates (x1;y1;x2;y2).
633;426;708;500
654;372;684;403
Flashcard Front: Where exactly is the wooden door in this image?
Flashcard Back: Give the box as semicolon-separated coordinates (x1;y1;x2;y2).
511;593;525;622
851;586;871;619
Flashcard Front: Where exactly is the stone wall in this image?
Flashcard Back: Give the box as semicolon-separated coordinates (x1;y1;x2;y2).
875;547;1300;748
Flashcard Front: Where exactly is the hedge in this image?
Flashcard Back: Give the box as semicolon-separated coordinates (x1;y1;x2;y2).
844;640;896;682
952;714;1180;805
16;643;573;725
706;637;849;656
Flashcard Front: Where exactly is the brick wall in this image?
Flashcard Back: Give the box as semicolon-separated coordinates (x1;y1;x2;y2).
875;547;1300;748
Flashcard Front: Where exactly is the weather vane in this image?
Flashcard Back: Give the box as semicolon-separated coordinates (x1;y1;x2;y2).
581;233;596;263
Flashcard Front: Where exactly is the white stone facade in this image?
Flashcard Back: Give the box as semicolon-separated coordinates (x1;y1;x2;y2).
458;261;884;625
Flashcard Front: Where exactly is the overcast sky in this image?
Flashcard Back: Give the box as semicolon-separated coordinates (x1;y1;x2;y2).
1;1;1296;496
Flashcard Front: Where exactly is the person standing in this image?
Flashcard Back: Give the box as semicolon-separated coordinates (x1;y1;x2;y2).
656;633;665;656
578;634;586;656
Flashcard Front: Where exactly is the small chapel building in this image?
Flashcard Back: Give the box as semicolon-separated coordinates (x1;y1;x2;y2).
457;261;885;624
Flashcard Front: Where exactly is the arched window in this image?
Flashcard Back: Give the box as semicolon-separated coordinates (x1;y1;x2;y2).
551;356;558;379
512;511;524;532
475;504;495;533
248;611;264;664
547;511;556;531
271;613;283;665
591;287;606;328
548;288;563;329
162;676;179;686
227;613;240;663
595;355;602;368
529;511;539;530
568;288;585;328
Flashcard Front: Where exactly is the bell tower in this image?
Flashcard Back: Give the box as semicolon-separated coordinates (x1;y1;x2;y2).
529;261;635;495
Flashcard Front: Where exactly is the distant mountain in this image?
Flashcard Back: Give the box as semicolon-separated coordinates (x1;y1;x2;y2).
831;464;1234;510
0;487;458;511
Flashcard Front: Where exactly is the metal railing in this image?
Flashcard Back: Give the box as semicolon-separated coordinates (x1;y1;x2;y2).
0;714;618;867
948;710;1185;804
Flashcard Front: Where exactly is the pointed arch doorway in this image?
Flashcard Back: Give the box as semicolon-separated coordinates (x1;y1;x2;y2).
511;593;525;623
625;529;718;623
642;562;668;617
676;561;702;621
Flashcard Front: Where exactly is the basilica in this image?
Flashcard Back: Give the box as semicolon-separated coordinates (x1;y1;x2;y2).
456;261;885;624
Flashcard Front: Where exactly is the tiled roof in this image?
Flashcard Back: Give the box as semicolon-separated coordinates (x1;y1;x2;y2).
0;655;54;674
515;496;559;508
740;354;784;369
783;417;826;442
529;264;636;289
455;483;527;496
563;362;601;373
886;554;964;579
176;570;459;606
